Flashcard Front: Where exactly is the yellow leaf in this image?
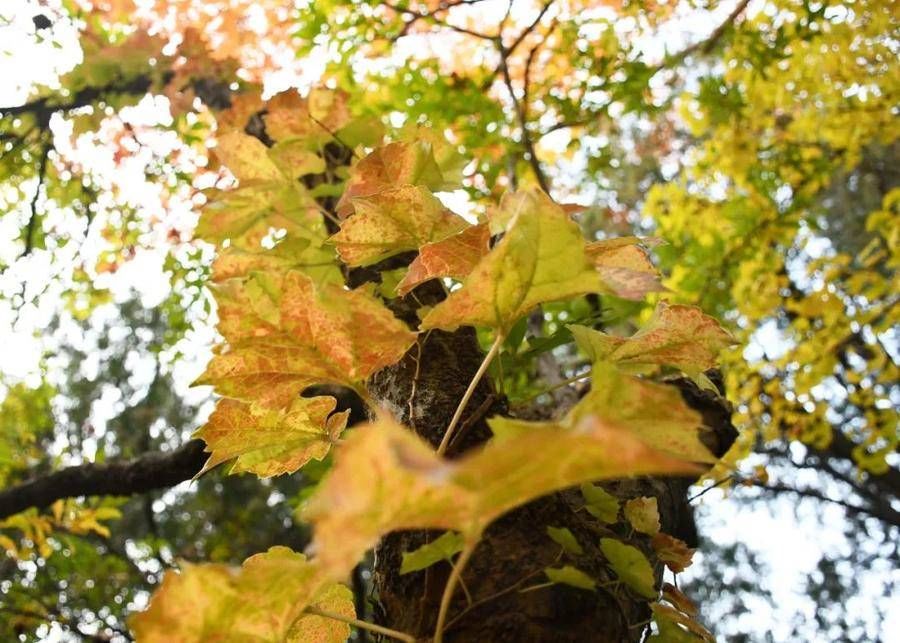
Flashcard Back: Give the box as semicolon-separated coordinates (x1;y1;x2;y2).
304;414;699;579
330;185;467;266
586;238;666;300
197;271;416;408
335;140;449;218
194;397;350;477
130;547;353;643
420;190;602;333
570;302;735;377
623;497;661;535
492;366;715;463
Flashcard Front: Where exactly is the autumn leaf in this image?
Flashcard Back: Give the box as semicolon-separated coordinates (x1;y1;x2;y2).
586;238;666;300
650;603;714;642
130;547;353;643
570;302;735;378
304;414;699;579
335;140;453;217
420;189;601;333
492;366;715;463
263;89;351;146
396;223;491;296
651;533;695;573
330;185;467;266
623;497;661;535
545;565;596;590
197;271;416;408
193;397;349;477
600;537;657;599
576;367;714;463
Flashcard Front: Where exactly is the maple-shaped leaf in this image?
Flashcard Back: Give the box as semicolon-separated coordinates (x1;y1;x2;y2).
396;223;490;296
194;397;350;478
264;89;351;146
330;185;467;266
586;238;666;300
490;366;714;464
129;547;353;643
570;302;734;378
651;533;695;573
197;271;416;408
570;367;716;463
600;537;657;599
420;190;601;333
128;562;237;642
623;497;661;535
304;414;699;579
210;237;342;286
580;482;620;523
335;140;451;217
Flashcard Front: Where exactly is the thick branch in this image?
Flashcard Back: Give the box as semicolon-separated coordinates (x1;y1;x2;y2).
0;440;206;520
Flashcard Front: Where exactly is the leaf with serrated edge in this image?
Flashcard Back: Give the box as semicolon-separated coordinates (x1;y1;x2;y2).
396;223;490;296
570;302;735;377
330;185;466;266
570;367;715;463
400;531;465;575
196;271;416;409
490;367;714;463
624;497;661;535
194;397;349;478
130;547;353;643
420;190;601;333
335;140;448;217
304;414;699;579
600;537;657;599
545;565;596;590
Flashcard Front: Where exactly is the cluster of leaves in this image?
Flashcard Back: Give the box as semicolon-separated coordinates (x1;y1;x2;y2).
131;86;734;642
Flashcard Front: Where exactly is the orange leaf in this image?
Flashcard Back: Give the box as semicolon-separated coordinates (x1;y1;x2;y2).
396;223;490;296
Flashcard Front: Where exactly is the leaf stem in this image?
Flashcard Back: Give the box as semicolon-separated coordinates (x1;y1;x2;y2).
438;333;504;455
521;370;591;402
304;605;416;643
434;539;478;643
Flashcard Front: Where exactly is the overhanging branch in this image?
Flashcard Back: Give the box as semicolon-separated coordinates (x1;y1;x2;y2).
0;440;206;521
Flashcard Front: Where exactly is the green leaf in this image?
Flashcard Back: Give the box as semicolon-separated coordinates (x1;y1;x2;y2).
546;526;584;555
580;483;620;523
400;531;466;574
420;189;602;333
545;565;596;590
600;538;657;599
623;497;660;535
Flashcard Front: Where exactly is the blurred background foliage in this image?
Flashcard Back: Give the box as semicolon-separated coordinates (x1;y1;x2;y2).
0;0;896;639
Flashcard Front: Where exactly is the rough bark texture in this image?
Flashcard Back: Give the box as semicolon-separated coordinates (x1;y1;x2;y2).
367;315;735;641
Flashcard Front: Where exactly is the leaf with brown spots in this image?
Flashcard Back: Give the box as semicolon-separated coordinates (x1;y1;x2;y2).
396;223;490;295
194;396;349;477
330;185;467;266
196;271;416;408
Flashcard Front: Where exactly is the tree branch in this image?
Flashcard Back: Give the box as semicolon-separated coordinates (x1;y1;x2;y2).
0;440;206;520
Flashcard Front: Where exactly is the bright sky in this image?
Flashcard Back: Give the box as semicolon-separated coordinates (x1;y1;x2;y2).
1;1;897;640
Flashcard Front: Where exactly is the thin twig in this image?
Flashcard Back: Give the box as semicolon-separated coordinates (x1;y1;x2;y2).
304;605;416;643
438;333;504;455
434;539;478;643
